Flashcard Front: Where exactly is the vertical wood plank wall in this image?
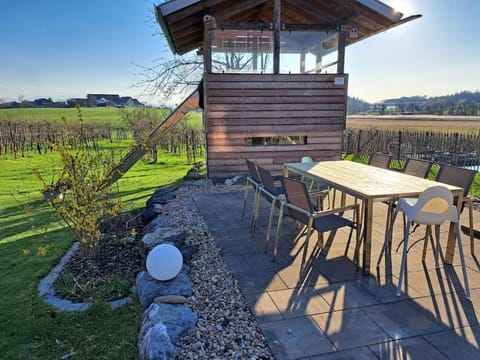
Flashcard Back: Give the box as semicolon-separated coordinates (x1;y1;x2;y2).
204;73;348;179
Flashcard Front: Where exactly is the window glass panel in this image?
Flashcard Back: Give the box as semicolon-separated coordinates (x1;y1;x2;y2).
280;31;338;74
211;30;274;73
245;136;307;146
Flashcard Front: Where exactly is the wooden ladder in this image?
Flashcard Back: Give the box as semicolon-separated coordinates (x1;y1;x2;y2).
104;89;200;187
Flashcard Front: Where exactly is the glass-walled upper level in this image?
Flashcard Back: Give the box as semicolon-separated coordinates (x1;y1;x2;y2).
211;30;274;73
210;28;339;74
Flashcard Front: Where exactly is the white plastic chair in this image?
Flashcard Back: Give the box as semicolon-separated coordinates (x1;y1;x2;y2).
386;185;470;299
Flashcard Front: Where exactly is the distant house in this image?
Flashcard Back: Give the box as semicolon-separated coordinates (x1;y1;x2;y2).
67;98;90;107
87;94;120;107
119;96;143;107
96;97;108;107
0;101;20;109
34;98;55;108
0;94;144;109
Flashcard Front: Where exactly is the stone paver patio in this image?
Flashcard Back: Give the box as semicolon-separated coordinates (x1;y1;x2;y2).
194;188;480;360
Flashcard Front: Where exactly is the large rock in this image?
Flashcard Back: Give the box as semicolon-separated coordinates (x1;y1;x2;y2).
140;302;197;343
142;186;178;225
141;227;186;255
178;244;198;265
146;186;178;208
138;303;197;360
136;268;192;310
142;206;164;226
139;322;177;360
142;215;173;236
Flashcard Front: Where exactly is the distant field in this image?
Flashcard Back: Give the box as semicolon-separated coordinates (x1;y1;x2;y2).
0;106;203;129
347;115;480;133
0;107;133;126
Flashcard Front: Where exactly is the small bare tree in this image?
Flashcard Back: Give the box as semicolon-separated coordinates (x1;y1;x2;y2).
135;51;203;104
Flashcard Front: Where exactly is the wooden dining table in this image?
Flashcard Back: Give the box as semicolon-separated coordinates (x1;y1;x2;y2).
283;160;464;275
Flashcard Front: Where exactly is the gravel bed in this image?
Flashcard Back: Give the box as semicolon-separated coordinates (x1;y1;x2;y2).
163;182;274;359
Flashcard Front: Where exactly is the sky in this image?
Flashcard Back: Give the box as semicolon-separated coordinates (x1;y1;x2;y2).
0;0;479;105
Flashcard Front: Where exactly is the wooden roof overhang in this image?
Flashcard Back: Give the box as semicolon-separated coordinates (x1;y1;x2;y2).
155;0;421;55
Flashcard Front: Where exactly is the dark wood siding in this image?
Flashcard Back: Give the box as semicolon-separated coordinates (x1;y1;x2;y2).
204;73;347;179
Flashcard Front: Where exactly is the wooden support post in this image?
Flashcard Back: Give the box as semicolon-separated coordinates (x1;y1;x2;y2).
273;0;281;74
300;51;306;73
337;25;346;74
315;48;322;74
397;131;402;161
203;15;216;74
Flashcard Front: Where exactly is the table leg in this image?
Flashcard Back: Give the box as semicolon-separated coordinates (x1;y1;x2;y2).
362;199;374;275
444;192;464;264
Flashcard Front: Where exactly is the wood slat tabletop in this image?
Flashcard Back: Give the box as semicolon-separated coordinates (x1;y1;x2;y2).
284;160;463;201
283;160;465;274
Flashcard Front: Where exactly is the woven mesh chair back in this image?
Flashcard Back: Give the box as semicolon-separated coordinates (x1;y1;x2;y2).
258;166;279;196
281;177;313;224
403;158;433;178
368;153;392;169
245;159;261;183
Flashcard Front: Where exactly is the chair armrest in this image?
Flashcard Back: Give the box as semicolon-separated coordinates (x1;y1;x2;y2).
313;203;359;217
309;189;329;196
463;196;474;204
282;201;314;217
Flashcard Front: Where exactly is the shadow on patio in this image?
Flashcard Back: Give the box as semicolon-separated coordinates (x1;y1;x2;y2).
193;188;480;360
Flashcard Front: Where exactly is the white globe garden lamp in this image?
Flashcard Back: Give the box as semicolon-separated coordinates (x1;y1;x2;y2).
146;244;183;281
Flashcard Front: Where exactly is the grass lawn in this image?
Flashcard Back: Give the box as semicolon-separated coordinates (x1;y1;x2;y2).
0;140;201;359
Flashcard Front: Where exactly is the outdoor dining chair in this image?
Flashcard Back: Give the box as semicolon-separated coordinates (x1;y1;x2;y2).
241;159;263;230
402;158;433;178
435;164;476;255
352;153;392;222
255;166;326;254
382;158;434;255
385;185;470;299
277;177;360;281
300;155;334;206
254;165;286;251
368;153;392;169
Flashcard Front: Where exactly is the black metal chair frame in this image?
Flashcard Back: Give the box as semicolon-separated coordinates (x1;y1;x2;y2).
277;177;360;280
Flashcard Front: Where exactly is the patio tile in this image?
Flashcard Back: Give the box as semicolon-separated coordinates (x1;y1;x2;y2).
423;325;480;359
260;317;335;359
244;292;283;323
443;264;480;292
217;237;259;255
401;268;456;298
234;269;288;294
276;263;329;289
465;288;480;317
194;189;480;359
408;292;479;329
368;336;448;359
243;252;288;272
361;301;444;339
268;286;331;318
312;308;390;350
311;238;359;264
223;255;251;274
309;346;378;360
313;257;364;283
358;275;423;303
315;280;379;311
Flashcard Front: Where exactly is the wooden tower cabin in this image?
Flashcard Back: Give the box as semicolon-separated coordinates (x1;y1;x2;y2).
153;0;420;180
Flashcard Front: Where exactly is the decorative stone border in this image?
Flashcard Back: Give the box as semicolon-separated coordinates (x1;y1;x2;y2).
37;241;132;311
